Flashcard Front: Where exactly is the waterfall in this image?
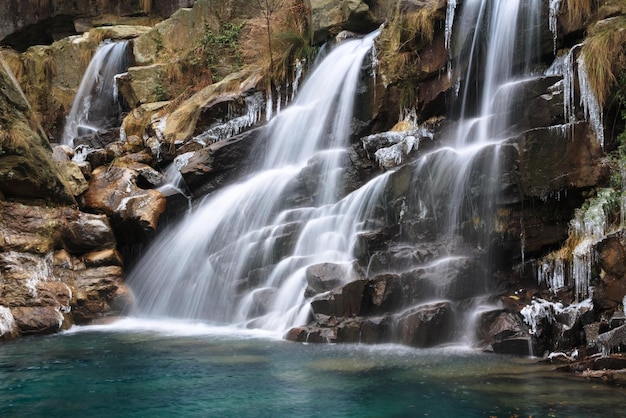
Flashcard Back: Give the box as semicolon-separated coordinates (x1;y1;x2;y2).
414;0;541;242
61;40;129;147
128;31;382;333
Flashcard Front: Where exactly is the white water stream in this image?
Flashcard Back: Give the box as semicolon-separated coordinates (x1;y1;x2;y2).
61;40;129;147
128;31;383;333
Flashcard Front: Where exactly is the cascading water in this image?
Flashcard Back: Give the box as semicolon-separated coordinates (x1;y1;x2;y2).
128;31;384;333
387;0;544;342
61;40;129;147
411;0;541;259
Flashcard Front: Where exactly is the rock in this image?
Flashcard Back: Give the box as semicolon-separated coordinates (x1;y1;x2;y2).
10;306;65;335
62;212;117;254
163;67;264;144
310;0;380;43
515;122;608;199
310;279;368;317
0;306;20;341
305;263;353;295
0;59;76;204
82;249;124;268
597;235;626;276
119;63;169;106
598;324;626;354
133;0;258;65
54;161;89;196
1;1;160;50
81;164;166;243
55;265;130;324
395;301;455;348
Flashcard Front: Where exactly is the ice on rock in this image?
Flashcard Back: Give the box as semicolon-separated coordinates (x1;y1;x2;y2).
0;306;17;338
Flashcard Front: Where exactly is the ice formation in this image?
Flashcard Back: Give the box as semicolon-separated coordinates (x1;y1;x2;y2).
549;0;562;53
0;306;16;337
193;93;263;145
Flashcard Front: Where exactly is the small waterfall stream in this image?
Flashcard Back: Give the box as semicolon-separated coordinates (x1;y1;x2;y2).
128;31;383;333
61;40;129;147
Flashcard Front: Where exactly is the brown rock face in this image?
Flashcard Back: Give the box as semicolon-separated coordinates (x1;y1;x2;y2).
0;201;134;337
0;59;75;204
81;164;166;243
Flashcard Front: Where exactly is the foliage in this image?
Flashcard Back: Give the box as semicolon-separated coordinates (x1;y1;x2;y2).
191;21;245;77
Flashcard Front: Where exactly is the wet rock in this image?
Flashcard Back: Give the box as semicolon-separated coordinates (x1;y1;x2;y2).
0;306;20;341
515;122;607;198
597;235;626;276
476;309;534;356
82;249;124;268
62;212;117;254
10;306;65;335
395;301;455;348
310;279;368;317
247;288;277;317
284;325;337;343
598;324;626;354
55;265;130;324
305;263;355;296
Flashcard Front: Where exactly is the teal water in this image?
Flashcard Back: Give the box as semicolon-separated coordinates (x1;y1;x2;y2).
1;319;624;418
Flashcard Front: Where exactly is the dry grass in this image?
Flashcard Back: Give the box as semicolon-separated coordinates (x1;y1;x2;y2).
581;16;626;106
242;0;311;82
564;0;595;28
0;48;24;81
377;0;441;91
140;0;152;14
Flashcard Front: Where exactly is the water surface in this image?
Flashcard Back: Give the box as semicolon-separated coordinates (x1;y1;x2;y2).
1;319;623;417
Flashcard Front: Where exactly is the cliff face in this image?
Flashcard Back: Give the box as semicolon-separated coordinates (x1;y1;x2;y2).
0;0;625;369
0;0;195;51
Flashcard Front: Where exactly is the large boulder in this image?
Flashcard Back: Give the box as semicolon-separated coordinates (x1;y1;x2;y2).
81;163;166;243
163;66;264;144
0;59;75;204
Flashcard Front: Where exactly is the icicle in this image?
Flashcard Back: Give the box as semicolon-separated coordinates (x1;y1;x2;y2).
562;45;580;126
445;0;457;50
291;59;304;101
538;257;565;293
266;88;273;121
577;55;605;147
193;93;263;145
549;0;562;54
276;85;282;115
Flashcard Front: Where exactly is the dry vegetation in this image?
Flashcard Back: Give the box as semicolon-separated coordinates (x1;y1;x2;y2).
242;0;312;83
581;16;626;107
563;0;596;28
377;0;443;108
